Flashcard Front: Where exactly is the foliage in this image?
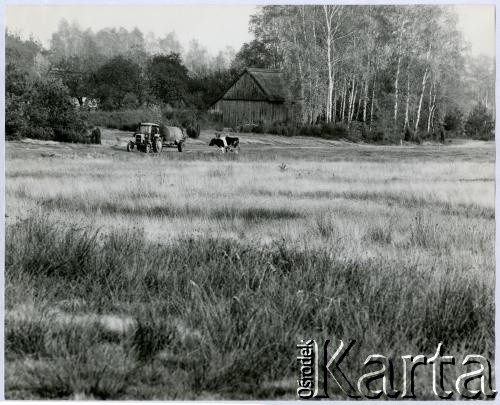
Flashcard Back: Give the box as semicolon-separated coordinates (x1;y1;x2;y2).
186;125;201;139
85;107;214;132
5;32;41;139
6;60;87;141
247;5;493;139
464;103;495;140
146;54;189;107
187;68;239;109
443;107;463;133
85;107;162;131
231;39;276;71
92;56;143;110
235;121;390;143
90;127;102;144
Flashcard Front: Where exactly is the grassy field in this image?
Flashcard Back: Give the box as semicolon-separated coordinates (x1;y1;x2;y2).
5;129;495;399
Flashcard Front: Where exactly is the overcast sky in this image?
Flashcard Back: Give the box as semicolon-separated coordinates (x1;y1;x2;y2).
5;4;495;57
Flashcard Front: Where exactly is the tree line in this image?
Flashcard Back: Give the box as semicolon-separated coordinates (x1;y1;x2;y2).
5;6;495;142
245;5;494;140
5;21;247;140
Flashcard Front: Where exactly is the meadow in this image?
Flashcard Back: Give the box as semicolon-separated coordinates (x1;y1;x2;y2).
5;130;495;399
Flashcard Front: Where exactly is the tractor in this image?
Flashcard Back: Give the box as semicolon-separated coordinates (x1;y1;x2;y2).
126;123;188;153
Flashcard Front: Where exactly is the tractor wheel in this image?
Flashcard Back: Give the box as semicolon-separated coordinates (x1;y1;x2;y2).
127;141;134;152
177;142;184;152
153;139;162;153
145;143;152;154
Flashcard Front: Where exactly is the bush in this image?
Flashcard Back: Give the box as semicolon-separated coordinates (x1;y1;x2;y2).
404;126;413;142
186;125;200;138
22;127;56;141
90;127;101;144
267;123;298;137
6;94;27;140
443;107;463;132
86;108;162;131
320;122;349;139
53;127;90;144
6;74;90;143
464;102;495;140
167;108;197;128
122;93;139;109
234;120;376;143
86;107;214;132
252;123;265;134
374;130;385;142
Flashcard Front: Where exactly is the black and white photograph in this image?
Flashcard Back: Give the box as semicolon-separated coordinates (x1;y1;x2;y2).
3;2;496;400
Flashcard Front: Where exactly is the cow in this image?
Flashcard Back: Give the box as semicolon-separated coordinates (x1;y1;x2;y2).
209;135;240;153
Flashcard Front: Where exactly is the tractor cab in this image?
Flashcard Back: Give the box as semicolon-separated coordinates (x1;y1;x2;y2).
135;123;160;144
128;122;162;153
137;123;160;136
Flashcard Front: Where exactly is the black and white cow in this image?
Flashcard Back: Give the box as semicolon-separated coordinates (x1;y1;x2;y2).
209;136;240;152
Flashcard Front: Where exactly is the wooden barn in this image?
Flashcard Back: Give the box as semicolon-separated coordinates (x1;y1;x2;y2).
208;68;294;126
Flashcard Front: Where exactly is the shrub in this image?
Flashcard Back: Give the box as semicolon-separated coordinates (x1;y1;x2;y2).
267;122;298;137
464;102;495;140
440;126;445;143
251;123;265;134
320;122;349;139
86;107;214;132
90;128;101;144
168;108;197;128
443;107;463;132
404;127;413;142
122;92;139;109
53;115;89;143
237;123;257;133
22;127;55;141
371;130;385;142
5;74;91;144
86;108;161;131
5;94;27;140
186;125;200;138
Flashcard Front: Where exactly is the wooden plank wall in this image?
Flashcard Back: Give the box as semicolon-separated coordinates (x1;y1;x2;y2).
221;100;288;126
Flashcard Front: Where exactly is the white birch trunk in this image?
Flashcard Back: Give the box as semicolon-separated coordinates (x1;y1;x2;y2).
348;77;356;126
404;65;410;130
369;79;376;131
323;5;333;123
363;76;369;123
414;46;431;135
341;78;347;122
394;54;402;124
393;20;406;125
350;84;358;124
414;68;428;135
426;82;433;133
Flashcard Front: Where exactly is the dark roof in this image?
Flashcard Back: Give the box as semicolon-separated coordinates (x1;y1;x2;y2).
209;68;291;107
245;68;290;102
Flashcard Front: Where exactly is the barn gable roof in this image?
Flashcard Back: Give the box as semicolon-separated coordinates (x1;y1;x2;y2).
246;68;290;102
210;68;291;106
